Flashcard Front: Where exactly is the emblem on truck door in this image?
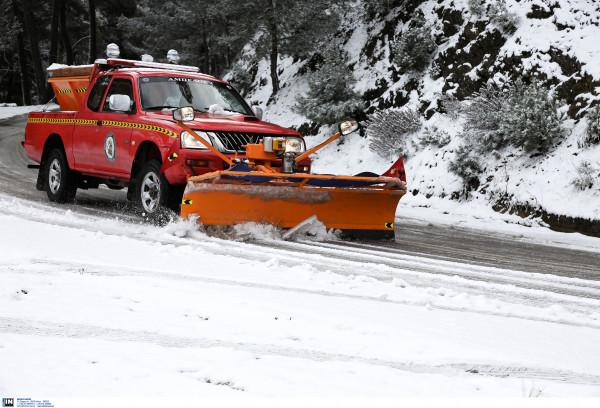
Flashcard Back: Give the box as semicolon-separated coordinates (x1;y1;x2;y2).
104;132;116;162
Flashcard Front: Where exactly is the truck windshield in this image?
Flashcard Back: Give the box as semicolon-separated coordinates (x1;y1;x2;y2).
139;76;252;115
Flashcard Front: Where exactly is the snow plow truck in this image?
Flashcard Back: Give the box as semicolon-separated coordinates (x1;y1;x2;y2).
23;53;407;239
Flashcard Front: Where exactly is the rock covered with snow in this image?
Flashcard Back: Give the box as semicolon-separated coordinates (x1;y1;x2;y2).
230;0;600;228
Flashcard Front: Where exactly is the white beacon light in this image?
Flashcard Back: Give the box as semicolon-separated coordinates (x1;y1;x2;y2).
167;49;180;64
106;43;120;58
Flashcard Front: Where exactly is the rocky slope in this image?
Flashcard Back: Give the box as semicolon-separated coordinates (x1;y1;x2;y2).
228;0;600;234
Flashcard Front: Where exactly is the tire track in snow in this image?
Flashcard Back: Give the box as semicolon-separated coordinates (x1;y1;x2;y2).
2;197;600;325
1;316;599;386
3;197;600;302
3;259;600;330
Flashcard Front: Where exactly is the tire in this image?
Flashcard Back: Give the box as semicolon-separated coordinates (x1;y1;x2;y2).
135;159;177;223
45;148;77;203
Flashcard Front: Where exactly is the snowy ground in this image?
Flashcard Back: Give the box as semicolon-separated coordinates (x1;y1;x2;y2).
1;186;600;399
0;105;58;120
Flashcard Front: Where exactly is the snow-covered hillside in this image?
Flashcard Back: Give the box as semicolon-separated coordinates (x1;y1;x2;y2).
232;0;600;233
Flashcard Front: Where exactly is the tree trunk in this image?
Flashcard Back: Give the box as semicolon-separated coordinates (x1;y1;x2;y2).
11;0;31;105
17;31;32;105
200;19;209;74
6;71;15;103
268;23;280;95
60;0;73;65
88;0;97;63
48;0;61;100
268;0;280;95
49;0;60;63
19;0;46;102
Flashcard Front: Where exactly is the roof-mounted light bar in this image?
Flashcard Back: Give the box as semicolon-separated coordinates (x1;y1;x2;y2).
94;58;202;73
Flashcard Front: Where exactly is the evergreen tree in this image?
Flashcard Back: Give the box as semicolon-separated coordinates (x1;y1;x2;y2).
463;79;565;153
582;105;600;147
294;45;363;125
367;108;422;159
501;79;564;152
217;0;343;95
392;12;435;73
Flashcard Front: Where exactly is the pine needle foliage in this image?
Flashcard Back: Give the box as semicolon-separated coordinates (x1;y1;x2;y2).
366;109;422;158
294;46;363;125
489;0;519;34
419;126;451;148
467;0;486;16
501;79;565;153
448;144;483;186
468;0;519;34
571;161;596;190
581;105;600;147
462;79;565;153
392;13;436;73
462;84;506;150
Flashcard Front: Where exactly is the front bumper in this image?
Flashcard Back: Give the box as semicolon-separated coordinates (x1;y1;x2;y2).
163;149;311;185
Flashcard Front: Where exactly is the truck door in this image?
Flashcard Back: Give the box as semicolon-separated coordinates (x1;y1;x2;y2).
72;75;111;173
74;76;135;176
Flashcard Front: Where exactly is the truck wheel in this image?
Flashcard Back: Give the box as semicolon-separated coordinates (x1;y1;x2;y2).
45;148;77;203
136;159;174;221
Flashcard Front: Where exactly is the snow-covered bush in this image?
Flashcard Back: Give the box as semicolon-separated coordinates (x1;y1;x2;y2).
489;0;519;34
462;84;506;150
581;105;600;147
467;0;486;16
462;80;565;153
468;0;519;33
501;79;565;153
448;144;483;187
571;161;596;190
228;60;256;97
439;93;461;119
294;46;363;125
419;126;451;148
392;14;436;73
367;109;422;159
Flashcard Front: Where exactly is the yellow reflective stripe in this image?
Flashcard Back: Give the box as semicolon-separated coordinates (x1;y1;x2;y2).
55;88;71;93
26;117;178;138
27;117;75;124
76;88;87;92
100;120;178;139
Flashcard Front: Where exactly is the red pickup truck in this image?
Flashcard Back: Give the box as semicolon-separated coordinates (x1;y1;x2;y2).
23;58;310;217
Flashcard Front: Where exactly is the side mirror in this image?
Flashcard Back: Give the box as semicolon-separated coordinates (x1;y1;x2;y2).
108;94;132;112
339;120;359;136
173;106;195;121
252;106;263;120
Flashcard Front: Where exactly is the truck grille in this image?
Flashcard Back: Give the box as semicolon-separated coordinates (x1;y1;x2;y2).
211;131;276;152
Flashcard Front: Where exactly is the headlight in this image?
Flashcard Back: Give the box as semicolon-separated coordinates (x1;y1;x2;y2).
285;138;304;153
263;136;305;154
180;130;213;149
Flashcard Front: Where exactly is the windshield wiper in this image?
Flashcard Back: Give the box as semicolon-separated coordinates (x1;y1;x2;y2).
204;106;245;115
145;105;179;111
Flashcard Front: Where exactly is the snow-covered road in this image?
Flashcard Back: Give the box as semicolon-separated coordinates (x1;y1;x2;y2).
1;114;600;397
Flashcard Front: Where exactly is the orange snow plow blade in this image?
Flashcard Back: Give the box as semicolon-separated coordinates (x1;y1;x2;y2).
173;115;408;239
180;169;407;239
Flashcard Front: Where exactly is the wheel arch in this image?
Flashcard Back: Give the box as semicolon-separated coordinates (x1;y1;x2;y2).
37;134;67;191
127;141;162;199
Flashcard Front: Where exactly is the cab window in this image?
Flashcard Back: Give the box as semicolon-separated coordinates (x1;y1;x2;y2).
102;78;135;113
87;75;111;112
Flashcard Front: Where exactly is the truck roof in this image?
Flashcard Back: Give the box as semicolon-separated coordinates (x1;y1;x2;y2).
47;58;225;111
99;68;222;83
